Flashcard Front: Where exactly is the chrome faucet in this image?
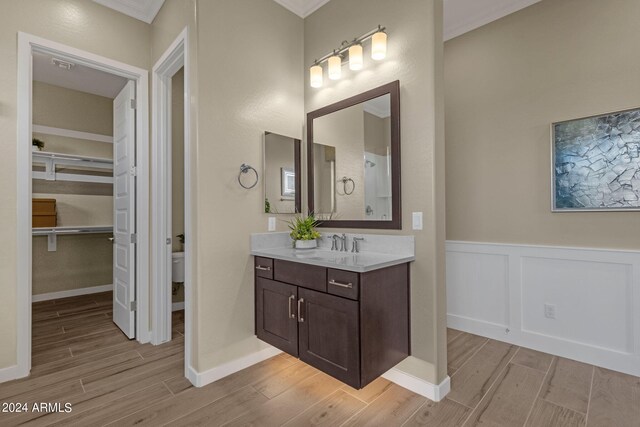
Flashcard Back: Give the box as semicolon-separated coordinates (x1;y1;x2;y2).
352;237;365;253
331;234;348;251
331;234;340;251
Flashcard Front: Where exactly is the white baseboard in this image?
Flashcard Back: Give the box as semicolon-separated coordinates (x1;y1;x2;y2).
446;240;640;377
32;284;113;302
188;346;282;388
382;369;450;401
172;302;185;311
0;364;28;384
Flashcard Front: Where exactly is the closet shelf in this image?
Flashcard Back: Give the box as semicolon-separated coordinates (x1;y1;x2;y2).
33;226;113;252
32;151;113;184
33;124;113;144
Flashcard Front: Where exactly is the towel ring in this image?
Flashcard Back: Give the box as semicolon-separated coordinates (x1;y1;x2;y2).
339;176;355;195
238;163;259;189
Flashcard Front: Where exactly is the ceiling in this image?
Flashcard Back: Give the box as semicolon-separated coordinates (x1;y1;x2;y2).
272;0;542;40
93;0;542;41
32;51;129;99
92;0;165;24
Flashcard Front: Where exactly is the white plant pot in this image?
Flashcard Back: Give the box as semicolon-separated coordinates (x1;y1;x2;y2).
295;239;317;249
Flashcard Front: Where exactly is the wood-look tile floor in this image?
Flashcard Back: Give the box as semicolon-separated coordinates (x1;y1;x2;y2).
1;294;638;426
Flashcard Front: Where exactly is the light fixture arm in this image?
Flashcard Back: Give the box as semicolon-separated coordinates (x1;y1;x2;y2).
311;25;386;67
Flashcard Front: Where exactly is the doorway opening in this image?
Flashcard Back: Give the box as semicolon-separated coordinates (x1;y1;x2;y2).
16;32;150;380
151;28;193;383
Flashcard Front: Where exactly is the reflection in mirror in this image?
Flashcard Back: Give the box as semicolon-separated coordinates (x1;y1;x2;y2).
313;94;392;221
313;143;336;215
263;132;301;214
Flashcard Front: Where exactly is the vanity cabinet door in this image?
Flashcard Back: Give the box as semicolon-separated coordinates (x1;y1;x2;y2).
298;288;360;388
256;278;298;357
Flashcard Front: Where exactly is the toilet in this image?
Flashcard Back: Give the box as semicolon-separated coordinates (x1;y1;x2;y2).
172;252;185;284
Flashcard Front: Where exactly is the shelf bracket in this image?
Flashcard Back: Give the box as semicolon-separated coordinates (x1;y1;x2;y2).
47;233;57;252
45;158;55;181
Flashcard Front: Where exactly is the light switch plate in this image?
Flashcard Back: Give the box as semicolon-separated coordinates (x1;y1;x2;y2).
412;212;423;230
268;217;276;231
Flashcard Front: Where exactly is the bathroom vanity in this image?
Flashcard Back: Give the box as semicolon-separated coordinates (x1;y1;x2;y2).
251;233;414;389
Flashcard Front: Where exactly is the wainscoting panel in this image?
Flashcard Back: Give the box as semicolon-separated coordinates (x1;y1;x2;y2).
446;251;509;328
446;241;640;377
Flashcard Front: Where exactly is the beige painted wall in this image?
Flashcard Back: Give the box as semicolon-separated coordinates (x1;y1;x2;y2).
172;67;185;253
0;0;149;369
32;82;114;296
305;0;447;383
193;0;304;372
445;0;640;249
32;81;114;136
172;68;185;304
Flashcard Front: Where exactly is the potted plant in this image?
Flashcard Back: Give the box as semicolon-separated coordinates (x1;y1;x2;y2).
32;138;45;152
287;214;321;249
176;233;185;252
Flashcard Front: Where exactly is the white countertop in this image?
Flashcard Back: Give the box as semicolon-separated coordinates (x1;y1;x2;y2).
251;247;415;273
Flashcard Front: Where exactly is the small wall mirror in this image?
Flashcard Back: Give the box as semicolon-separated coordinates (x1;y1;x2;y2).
263;132;301;214
307;81;401;229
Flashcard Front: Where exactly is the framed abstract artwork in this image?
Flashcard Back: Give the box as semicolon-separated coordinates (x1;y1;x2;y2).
552;108;640;211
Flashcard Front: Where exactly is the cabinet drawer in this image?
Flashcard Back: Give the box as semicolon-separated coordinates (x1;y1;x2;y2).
327;269;359;300
254;257;274;279
274;259;326;292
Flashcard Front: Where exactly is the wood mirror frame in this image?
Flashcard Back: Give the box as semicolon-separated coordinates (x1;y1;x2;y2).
307;80;401;229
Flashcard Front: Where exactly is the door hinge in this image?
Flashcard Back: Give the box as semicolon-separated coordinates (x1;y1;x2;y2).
130;301;137;311
131;233;137;244
130;99;136;109
130;165;137;176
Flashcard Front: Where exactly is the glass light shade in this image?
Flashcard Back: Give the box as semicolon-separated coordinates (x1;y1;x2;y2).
310;64;323;88
371;31;387;60
328;55;342;80
348;44;363;71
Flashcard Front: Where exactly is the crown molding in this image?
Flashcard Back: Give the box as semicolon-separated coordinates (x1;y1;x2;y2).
444;0;542;41
92;0;165;24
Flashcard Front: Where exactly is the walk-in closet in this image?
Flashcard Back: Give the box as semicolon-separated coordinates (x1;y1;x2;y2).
30;51;129;364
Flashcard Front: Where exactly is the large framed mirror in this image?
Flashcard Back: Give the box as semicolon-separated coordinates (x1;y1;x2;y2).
263;132;301;214
307;80;401;229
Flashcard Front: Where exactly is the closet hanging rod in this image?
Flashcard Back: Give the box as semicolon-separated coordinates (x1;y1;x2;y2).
32;151;113;169
32;226;113;236
32;226;114;252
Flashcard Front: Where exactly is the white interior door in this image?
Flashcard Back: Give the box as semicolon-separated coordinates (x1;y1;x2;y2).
113;80;136;338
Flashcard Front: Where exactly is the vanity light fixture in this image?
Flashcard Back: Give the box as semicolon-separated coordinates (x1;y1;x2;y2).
328;52;342;80
371;30;387;60
310;62;323;88
348;44;363;71
308;25;387;88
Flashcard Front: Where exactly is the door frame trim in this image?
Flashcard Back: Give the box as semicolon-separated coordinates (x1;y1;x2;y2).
16;32;150;380
150;28;194;382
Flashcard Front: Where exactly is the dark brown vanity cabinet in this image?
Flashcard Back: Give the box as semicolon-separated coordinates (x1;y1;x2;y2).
254;258;410;389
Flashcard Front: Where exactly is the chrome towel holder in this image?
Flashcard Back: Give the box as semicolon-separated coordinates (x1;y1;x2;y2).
238;163;259;189
339;176;355;195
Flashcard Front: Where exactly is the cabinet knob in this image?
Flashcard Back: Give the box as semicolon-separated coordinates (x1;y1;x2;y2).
298;298;305;323
255;265;271;271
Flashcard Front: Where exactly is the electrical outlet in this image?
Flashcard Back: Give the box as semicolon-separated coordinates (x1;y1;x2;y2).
412;212;423;230
268;217;276;231
544;303;556;319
